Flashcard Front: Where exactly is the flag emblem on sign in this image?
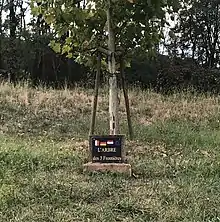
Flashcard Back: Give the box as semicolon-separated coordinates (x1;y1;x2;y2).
95;140;99;146
107;140;114;145
100;142;107;146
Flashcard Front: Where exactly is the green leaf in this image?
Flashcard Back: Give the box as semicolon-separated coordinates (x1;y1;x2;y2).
73;42;79;47
75;55;83;64
66;37;72;45
44;14;55;24
67;52;73;58
49;41;61;53
61;45;71;55
31;6;40;16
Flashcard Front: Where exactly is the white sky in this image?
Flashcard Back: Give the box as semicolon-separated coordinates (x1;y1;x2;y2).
2;1;31;24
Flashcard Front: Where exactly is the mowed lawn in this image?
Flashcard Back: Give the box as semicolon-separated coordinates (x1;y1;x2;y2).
1;83;220;221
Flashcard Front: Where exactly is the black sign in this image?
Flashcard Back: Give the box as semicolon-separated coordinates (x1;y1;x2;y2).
90;135;124;163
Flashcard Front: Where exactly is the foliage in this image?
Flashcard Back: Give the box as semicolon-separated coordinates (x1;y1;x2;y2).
1;0;220;93
156;57;220;94
30;0;181;68
167;0;220;68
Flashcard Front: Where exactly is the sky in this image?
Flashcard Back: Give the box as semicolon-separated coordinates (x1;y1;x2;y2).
2;1;31;24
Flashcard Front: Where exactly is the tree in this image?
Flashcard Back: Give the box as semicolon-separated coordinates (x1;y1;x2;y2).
31;0;180;64
0;0;5;70
31;0;180;135
168;0;220;68
1;0;29;81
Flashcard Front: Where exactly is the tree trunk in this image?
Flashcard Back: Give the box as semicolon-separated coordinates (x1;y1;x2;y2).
9;0;17;83
107;0;119;135
0;0;4;69
9;0;16;38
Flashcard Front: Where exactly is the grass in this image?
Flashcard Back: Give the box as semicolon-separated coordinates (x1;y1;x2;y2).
1;82;220;221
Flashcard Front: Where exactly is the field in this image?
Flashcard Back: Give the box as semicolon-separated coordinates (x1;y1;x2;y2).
0;82;220;221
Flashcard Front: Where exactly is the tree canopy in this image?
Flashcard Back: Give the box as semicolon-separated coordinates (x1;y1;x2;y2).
31;0;181;68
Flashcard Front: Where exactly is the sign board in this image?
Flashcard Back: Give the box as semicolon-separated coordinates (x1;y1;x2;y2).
89;135;125;163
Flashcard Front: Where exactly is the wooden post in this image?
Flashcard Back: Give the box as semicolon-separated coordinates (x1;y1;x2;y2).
120;56;133;140
89;52;101;136
107;0;119;135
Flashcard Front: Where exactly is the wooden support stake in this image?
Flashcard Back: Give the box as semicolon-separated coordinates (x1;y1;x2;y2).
120;56;134;140
89;52;101;136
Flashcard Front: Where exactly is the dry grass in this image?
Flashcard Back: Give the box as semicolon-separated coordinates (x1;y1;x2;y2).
1;82;220;124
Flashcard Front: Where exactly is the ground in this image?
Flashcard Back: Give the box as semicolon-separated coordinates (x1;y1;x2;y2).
0;82;220;221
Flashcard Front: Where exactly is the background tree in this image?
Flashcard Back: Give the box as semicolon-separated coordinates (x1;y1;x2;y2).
168;0;220;68
1;0;220;95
